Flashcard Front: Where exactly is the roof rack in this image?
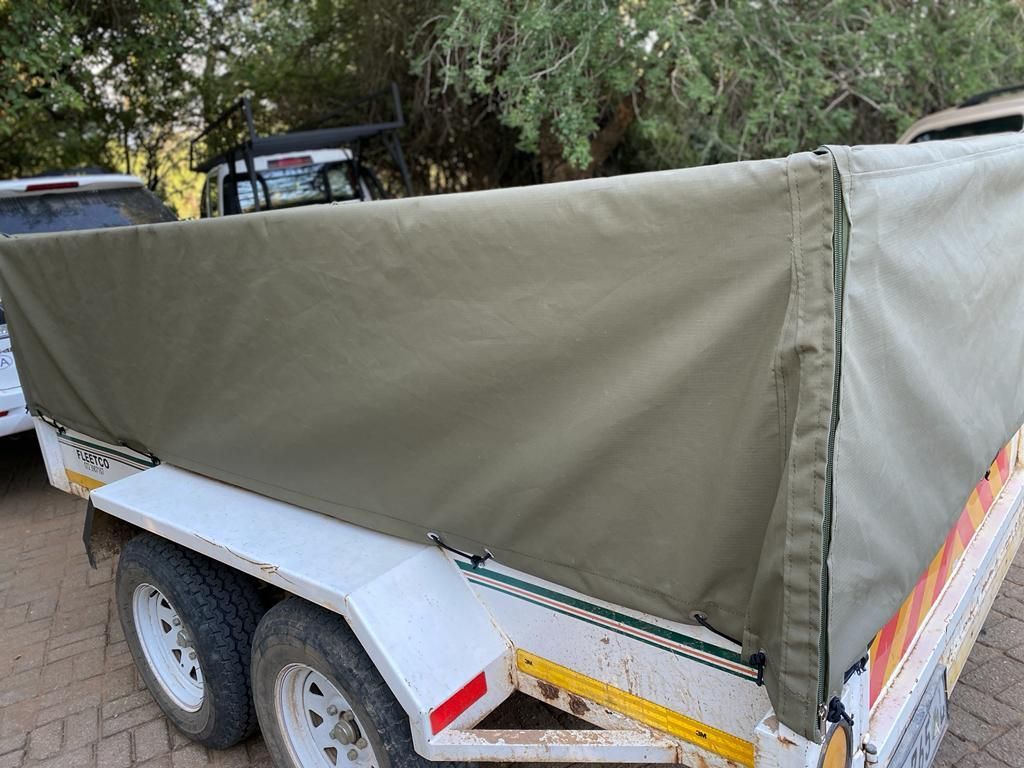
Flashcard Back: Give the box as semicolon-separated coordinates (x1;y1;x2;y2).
958;83;1024;109
190;83;413;212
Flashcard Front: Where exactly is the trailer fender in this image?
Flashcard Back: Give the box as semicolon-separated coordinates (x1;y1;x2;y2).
88;464;515;746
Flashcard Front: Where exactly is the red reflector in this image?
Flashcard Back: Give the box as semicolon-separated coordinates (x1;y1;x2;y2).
429;672;487;734
25;181;79;192
0;411;7;418
267;156;313;169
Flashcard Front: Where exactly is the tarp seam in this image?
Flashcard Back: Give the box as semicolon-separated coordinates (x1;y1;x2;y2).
781;153;802;711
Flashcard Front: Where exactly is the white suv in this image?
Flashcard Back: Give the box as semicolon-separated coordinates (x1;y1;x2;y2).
0;308;31;437
0;172;177;437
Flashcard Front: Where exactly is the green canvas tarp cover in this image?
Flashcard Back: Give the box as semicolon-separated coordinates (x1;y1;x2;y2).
3;134;1024;739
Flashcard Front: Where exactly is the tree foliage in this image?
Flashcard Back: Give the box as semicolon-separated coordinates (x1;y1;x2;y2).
0;0;203;186
419;0;679;180
423;0;1024;178
629;1;1024;170
3;0;1024;209
0;1;91;175
199;0;540;193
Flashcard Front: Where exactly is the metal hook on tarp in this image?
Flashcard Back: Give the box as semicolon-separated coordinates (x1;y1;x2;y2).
427;532;493;569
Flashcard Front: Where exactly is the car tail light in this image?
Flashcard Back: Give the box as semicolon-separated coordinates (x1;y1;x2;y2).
429;672;487;734
25;181;79;192
0;412;8;418
267;156;312;169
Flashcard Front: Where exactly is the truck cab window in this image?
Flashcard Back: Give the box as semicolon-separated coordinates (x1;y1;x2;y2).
206;173;220;217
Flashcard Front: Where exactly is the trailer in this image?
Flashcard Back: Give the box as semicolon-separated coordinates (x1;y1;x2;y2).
4;135;1024;768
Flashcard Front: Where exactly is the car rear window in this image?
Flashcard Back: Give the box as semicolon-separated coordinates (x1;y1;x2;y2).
910;113;1024;143
0;188;178;235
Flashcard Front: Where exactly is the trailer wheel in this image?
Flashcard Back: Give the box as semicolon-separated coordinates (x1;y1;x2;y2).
116;533;265;748
253;597;458;768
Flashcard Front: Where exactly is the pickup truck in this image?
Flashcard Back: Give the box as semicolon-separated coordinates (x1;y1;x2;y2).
192;84;413;218
2;135;1023;768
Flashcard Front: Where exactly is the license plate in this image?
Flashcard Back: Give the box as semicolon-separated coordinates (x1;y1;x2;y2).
890;666;949;768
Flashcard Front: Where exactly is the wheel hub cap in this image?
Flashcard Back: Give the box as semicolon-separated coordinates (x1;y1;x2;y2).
330;718;358;744
275;663;380;767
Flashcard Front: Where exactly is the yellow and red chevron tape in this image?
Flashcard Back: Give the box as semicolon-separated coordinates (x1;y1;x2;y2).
869;442;1014;703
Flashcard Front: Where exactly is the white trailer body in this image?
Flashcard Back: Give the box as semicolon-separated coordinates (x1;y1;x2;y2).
33;418;1024;768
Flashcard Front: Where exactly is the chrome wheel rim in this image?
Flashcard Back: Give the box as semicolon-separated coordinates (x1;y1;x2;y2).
275;663;381;767
131;583;204;712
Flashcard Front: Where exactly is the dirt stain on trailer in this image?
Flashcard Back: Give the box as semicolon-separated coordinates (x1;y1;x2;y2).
762;716;797;749
567;694;590;716
536;680;560;701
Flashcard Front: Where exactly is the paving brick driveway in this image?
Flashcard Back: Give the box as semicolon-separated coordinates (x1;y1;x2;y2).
1;434;1023;767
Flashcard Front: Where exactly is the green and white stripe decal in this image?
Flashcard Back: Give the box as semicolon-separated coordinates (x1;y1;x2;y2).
58;432;158;471
457;562;758;683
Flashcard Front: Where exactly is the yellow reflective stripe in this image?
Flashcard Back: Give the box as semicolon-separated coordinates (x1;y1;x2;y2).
516;649;755;767
65;469;105;491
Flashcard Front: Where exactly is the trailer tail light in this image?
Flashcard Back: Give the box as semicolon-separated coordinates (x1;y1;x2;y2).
25;181;79;192
267;156;312;169
820;721;852;768
429;672;487;734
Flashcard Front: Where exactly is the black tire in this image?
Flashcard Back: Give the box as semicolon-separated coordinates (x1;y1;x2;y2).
116;533;266;748
252;597;464;768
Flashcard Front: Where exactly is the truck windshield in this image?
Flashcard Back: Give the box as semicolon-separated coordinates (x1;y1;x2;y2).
223;161;361;215
0;188;178;235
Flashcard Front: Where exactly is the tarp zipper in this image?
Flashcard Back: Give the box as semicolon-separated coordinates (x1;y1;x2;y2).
818;151;847;724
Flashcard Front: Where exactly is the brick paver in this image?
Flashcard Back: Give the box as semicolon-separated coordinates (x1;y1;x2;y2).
0;436;265;767
2;433;1024;766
